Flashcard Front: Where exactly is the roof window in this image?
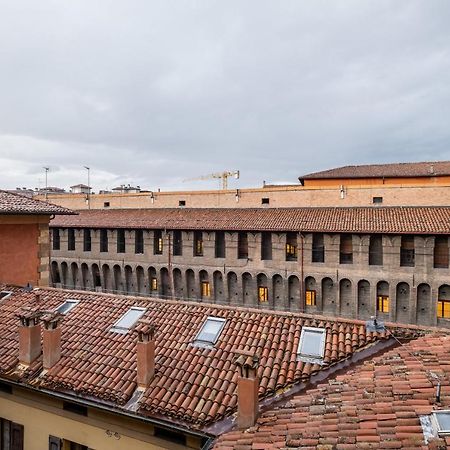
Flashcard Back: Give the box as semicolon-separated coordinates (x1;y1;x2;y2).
56;299;79;315
193;317;226;347
0;291;13;301
110;307;146;334
432;411;450;435
297;326;326;364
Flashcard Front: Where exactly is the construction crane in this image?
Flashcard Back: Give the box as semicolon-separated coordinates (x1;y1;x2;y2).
183;170;240;190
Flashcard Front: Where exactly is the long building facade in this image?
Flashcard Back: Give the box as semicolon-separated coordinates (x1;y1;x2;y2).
49;207;450;329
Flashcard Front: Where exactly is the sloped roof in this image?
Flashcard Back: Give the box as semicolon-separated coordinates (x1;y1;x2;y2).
51;206;450;234
215;333;450;449
0;286;416;431
0;190;74;215
300;161;450;181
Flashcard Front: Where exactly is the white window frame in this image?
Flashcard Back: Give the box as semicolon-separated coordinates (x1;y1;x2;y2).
110;307;146;334
432;411;450;436
297;326;326;364
56;299;80;315
193;316;226;347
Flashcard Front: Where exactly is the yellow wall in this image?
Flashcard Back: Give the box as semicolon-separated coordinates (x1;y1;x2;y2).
0;390;197;450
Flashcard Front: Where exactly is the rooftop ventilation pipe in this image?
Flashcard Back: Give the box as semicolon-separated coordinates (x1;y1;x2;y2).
17;308;42;365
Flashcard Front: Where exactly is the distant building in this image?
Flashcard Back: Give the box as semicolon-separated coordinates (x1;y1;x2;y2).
112;184;142;194
70;184;90;194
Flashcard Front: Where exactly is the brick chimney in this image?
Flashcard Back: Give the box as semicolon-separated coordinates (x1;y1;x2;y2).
17;308;42;365
136;320;156;388
41;312;63;369
235;350;260;429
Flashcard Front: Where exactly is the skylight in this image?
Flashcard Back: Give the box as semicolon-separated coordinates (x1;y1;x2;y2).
193;317;226;347
432;411;450;435
0;291;12;301
297;326;326;364
56;299;79;315
110;307;146;334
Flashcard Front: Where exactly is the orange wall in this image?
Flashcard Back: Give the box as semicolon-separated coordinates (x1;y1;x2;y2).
303;175;450;187
0;223;40;286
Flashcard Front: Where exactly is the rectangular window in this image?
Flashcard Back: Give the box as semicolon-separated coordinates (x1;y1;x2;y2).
433;411;450;435
135;229;144;254
151;277;158;291
258;286;268;303
100;229;108;252
286;232;297;261
178;200;186;207
261;232;272;260
372;196;383;204
110;307;146;334
201;281;211;297
261;197;270;205
83;229;91;252
215;231;225;258
52;228;60;251
238;232;248;259
369;235;383;266
103;201;110;208
297;327;326;364
312;233;325;263
437;300;450;318
339;234;353;264
173;230;182;256
194;231;203;256
154;230;163;255
434;237;449;268
67;228;75;251
56;299;79;315
305;290;316;306
193;316;226;346
117;229;125;253
400;236;415;267
1;419;24;450
377;295;389;313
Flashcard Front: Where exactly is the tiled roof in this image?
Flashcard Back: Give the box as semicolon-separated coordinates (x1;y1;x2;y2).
0;287;415;430
215;333;450;449
51;206;450;234
0;190;74;215
300;161;450;180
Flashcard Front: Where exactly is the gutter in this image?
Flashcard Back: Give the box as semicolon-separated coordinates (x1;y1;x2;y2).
1;377;212;442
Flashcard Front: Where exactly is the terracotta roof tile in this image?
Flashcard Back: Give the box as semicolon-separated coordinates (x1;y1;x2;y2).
51;206;450;234
0;286;417;430
0;190;74;215
300;161;450;180
214;333;450;449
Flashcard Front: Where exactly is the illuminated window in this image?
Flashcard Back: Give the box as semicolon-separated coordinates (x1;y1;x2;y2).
201;281;211;297
305;290;316;306
286;243;297;259
194;231;203;256
154;230;163;255
151;277;158;291
377;295;389;313
258;286;268;303
437;300;450;318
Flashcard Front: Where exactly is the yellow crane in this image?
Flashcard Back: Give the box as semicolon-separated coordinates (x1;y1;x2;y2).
183;170;240;190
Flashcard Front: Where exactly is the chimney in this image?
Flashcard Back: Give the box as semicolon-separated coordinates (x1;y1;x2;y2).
17;308;42;365
235;350;260;429
42;312;63;369
136;320;156;387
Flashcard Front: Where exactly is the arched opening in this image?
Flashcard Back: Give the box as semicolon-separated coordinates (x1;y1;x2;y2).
322;277;335;314
136;266;146;294
160;267;170;298
288;275;300;312
438;284;450;320
102;264;112;291
173;268;183;299
113;265;122;293
376;281;390;316
92;264;101;290
148;267;158;295
227;272;238;303
60;262;68;288
81;263;90;290
50;261;61;286
124;265;133;294
417;283;431;325
305;276;317;311
242;272;253;305
396;282;410;324
199;270;210;300
213;271;224;303
357;280;370;319
339;278;353;318
257;273;268;306
272;274;283;309
186;269;196;299
70;262;79;289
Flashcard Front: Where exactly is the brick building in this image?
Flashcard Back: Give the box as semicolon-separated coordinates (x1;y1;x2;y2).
50;206;450;329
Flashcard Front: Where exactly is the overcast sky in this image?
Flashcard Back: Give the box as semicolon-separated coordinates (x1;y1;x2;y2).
0;1;449;192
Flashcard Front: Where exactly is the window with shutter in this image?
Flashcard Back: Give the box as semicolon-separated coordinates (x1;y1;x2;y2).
48;435;62;450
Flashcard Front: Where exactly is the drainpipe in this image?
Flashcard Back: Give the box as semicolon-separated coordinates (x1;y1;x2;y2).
300;232;304;313
166;230;174;300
